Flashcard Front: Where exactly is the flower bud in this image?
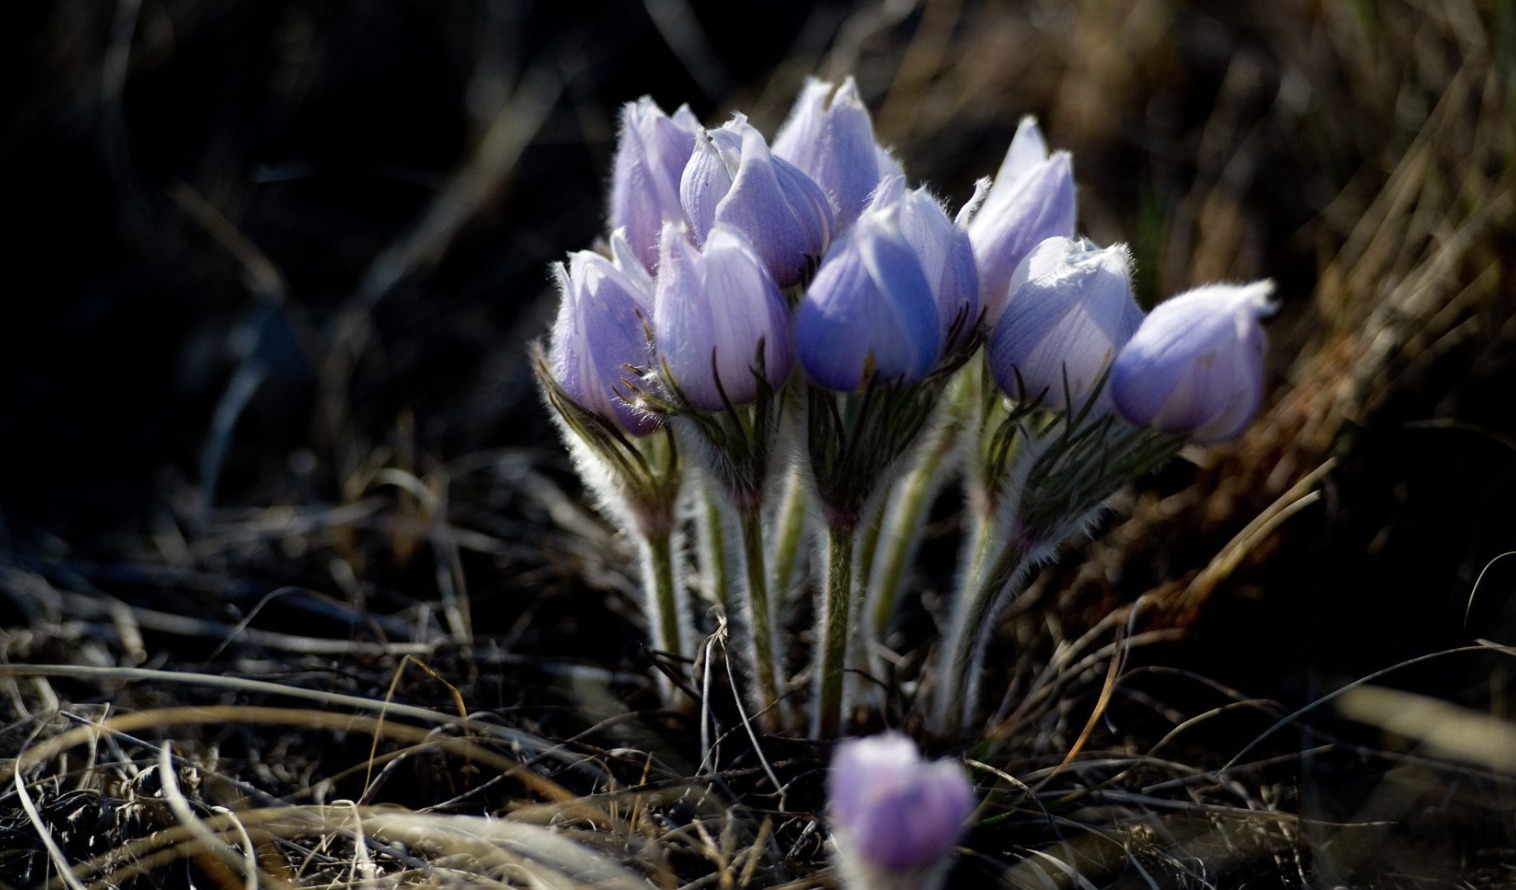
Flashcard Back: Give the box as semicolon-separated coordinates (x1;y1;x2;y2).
988;237;1143;412
1110;280;1276;442
966;117;1077;327
548;243;657;435
653;221;793;411
680;116;833;288
867;175;980;349
610;97;700;273
828;733;973;890
773;77;899;231
796;207;940;391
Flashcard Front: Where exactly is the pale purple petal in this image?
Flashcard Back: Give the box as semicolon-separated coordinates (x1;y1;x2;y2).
988;238;1142;412
610;97;699;273
549;250;657;434
771;78;831;169
876;179;981;347
828;734;974;873
654;222;792;410
797;210;940;391
680;128;736;242
715;121;833;287
969;151;1077;327
773;77;891;231
1111;281;1275;442
814;78;886;226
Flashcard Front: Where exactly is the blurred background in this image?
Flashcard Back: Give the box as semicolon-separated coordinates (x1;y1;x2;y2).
4;0;1515;884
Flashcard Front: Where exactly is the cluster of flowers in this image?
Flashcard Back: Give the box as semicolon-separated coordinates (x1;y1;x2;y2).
536;77;1274;750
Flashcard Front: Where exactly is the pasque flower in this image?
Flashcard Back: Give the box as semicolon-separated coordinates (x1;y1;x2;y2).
966;117;1077;327
988;236;1143;412
828;733;974;890
541;74;1281;739
610;97;700;273
680;115;834;287
772;77;900;230
796;207;939;391
547;236;658;435
1110;280;1276;442
653;221;793;411
866;175;980;349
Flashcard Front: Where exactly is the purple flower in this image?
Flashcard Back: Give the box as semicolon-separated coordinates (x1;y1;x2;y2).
653;221;793;411
966;117;1077;327
680;115;833;288
772;77;900;231
828;733;973;881
867;175;980;349
796;207;940;391
1110;280;1276;442
548;242;657;435
610;97;700;273
988;237;1143;412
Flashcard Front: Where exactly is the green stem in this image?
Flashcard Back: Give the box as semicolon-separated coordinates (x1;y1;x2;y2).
854;501;884;603
868;411;962;643
769;471;809;608
960;506;998;596
739;508;782;728
814;520;857;737
931;527;1020;738
638;528;688;704
850;497;886;682
957;539;1034;731
698;481;732;621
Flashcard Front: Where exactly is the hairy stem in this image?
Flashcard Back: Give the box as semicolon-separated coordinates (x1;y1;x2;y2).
955;539;1034;733
769;470;809;613
738;506;783;728
813;520;857;738
637;527;689;704
697;481;732;621
850;497;887;685
930;530;1022;738
867;409;962;644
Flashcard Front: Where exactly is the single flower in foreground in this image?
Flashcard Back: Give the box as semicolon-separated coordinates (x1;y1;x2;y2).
680;115;833;287
796;207;939;391
828;733;974;890
548;241;657;434
772;76;900;231
609;97;700;273
988;236;1143;412
867;175;980;350
1110;280;1276;442
653;221;793;411
966;117;1077;327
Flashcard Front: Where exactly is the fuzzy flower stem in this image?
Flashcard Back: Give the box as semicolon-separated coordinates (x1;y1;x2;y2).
697;481;733;622
851;497;887;677
959;503;999;595
867;455;937;641
637;528;688;701
814;518;858;738
867;392;967;645
769;470;809;604
854;505;884;608
737;505;783;728
931;536;1027;738
957;537;1038;732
